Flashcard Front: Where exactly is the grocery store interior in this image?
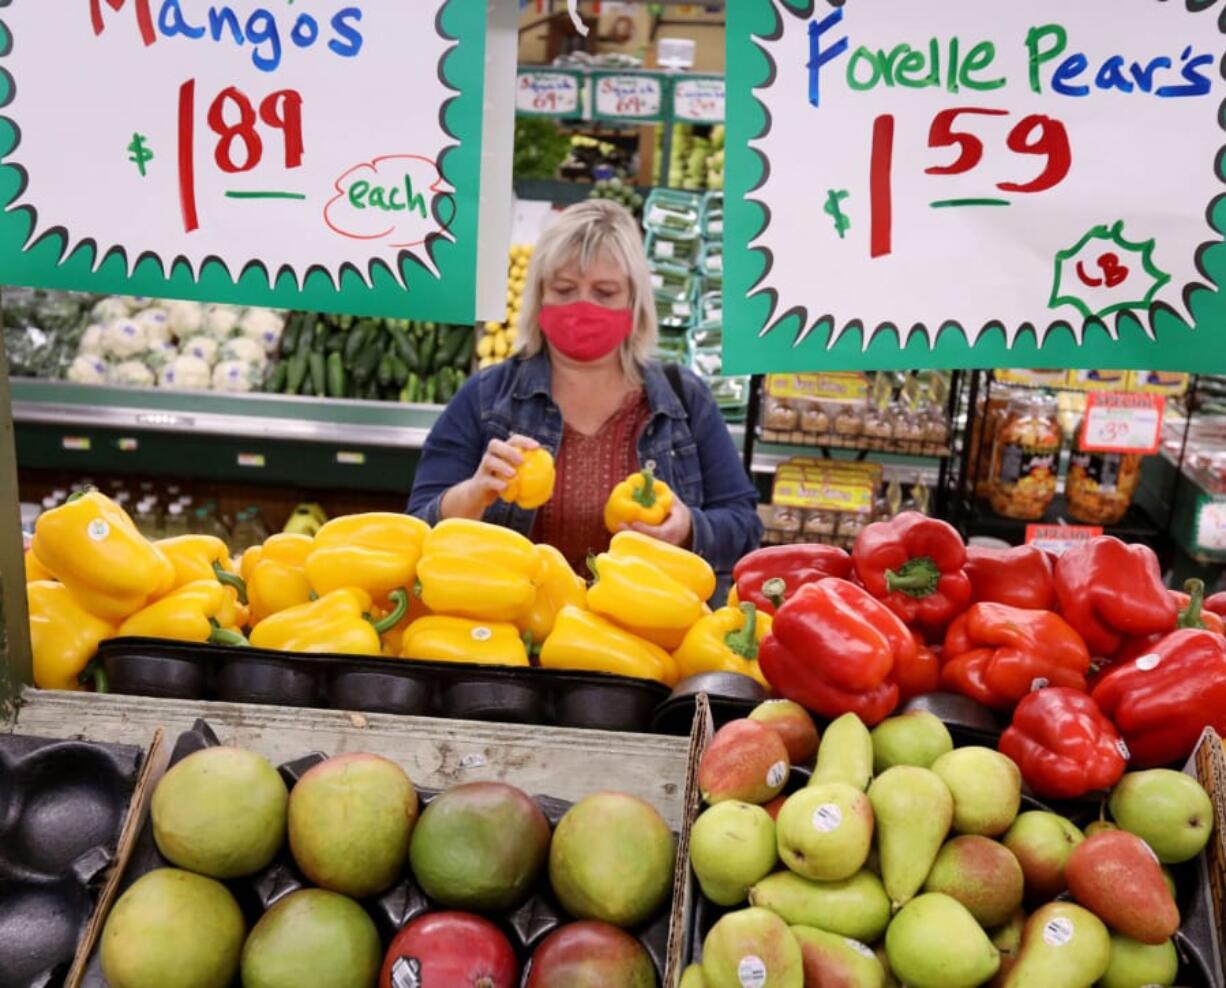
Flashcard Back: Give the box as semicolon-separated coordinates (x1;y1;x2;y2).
1;3;1225;988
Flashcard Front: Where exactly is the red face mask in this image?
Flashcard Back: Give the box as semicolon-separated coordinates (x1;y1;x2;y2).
538;301;634;362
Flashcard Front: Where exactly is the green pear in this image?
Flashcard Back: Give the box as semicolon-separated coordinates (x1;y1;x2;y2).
932;747;1021;837
989;909;1027;987
679;963;708;988
1002;811;1084;901
923;835;1025;928
1100;934;1178;988
690;801;778;906
870;711;953;773
701;907;803;988
1108;769;1214;863
749;870;890;942
1084;819;1118;838
791;925;885;987
776;784;874;882
811;713;874;790
868;766;952;909
875;945;901;988
1002;901;1110;988
885;893;1000;988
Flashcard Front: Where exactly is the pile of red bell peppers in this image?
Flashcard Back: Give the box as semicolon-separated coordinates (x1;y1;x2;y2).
741;512;1226;798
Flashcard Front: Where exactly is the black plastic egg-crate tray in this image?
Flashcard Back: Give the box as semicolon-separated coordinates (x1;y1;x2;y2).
0;733;143;988
81;719;676;988
98;636;670;733
681;693;1224;988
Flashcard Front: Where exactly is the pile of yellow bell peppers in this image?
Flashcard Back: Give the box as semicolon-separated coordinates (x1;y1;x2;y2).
25;489;771;693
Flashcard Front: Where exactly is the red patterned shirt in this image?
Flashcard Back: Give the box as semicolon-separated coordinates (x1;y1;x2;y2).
533;390;652;575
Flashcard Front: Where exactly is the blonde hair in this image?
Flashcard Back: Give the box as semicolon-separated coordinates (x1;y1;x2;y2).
515;199;658;383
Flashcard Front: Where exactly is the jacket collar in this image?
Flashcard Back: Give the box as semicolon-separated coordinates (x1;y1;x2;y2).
511;351;687;420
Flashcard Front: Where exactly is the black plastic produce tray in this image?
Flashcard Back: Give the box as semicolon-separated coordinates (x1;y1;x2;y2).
98;636;670;733
0;733;144;988
681;730;1222;987
82;719;678;988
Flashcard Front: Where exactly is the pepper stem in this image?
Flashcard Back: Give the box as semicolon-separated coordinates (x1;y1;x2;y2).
724;603;760;660
213;560;248;605
370;588;409;635
586;553;600;583
208;618;250;647
78;662;108;693
884;556;942;599
1179;578;1208;629
630;468;658;509
761;578;787;611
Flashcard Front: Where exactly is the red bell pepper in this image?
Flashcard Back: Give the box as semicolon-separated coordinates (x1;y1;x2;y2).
1111;579;1226;668
1053;537;1177;658
732;544;852;615
758;578;910;725
1092;628;1226;768
852;511;972;631
891;631;941;705
941;602;1092;710
1205;590;1226;619
964;544;1056;611
998;687;1128;800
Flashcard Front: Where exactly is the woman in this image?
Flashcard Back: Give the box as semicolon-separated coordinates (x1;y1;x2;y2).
408;200;761;591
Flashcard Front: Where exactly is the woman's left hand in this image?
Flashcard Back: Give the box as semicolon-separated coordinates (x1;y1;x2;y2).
628;500;693;548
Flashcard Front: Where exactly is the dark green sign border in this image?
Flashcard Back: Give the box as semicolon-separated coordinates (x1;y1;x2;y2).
724;0;1226;373
0;1;487;324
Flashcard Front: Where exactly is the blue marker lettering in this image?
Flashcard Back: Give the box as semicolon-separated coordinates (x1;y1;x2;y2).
291;12;319;48
1052;53;1090;96
1094;55;1133;93
158;0;205;39
329;7;365;58
1130;57;1171;93
207;7;242;44
1156;46;1213;97
246;9;281;72
807;9;849;108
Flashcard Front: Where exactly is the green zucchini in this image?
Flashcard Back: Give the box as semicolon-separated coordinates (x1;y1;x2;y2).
419;328;437;374
285;351;309;395
265;361;288;393
424;374;438;404
377;355;394;388
389;355;409;387
351;343;382;384
279;314;303;357
308;352;326;396
326;352;346;398
312;320;329;351
343;324;370;364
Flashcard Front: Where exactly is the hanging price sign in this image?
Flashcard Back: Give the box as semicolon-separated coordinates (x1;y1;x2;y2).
592;72;666;122
1079;392;1165;454
1025;524;1103;555
673;76;726;123
516;70;584;119
0;2;493;324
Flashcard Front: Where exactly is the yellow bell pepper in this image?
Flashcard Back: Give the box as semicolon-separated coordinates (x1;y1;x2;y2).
249;587;407;655
673;603;772;688
608;531;716;602
27;581;115;691
587;552;704;641
31;490;175;623
518;544;587;644
118;580;248;646
400;616;529;666
305;513;430;598
540;606;678;685
25;549;55;583
726;585;740;608
417;519;540;622
604;467;674;533
242;533;314;623
500;448;556;510
158;535;249;629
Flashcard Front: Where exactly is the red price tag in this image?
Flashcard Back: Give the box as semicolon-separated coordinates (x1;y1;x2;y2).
1025;524;1103;556
1079;392;1165;454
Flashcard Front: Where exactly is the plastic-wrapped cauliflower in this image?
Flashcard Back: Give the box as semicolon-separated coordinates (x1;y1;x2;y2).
77;323;105;357
211;360;262;393
203;304;243;340
236;307;285;354
102;318;149;359
164;299;206;339
220;336;267;367
180;335;219;366
158;355;212;390
145;339;178;369
108;360;156;388
67;355;109;385
91;296;134;322
134;307;173;345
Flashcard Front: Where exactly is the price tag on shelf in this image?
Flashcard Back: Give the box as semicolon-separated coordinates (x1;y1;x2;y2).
672;76;725;124
1080;392;1165;454
515;70;583;118
1025;524;1103;556
592;72;664;122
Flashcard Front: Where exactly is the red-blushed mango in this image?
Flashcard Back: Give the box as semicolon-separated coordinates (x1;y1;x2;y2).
525;921;656;987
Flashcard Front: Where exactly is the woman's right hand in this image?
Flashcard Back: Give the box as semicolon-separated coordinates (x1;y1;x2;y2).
440;435;540;519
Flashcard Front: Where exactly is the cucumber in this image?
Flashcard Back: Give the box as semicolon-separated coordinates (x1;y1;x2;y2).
419;327;437;371
338;313;355;331
453;329;476;368
312;320;329;351
279;314;303;357
405;372;421;403
308;352;326;396
326;352;346;398
377;355;394;388
424;374;438;404
436;367;456;403
325;331;346;354
285;351;309;394
389;355;409;387
388;326;417;372
351;343;382;384
343;324;370;364
265;361;288;393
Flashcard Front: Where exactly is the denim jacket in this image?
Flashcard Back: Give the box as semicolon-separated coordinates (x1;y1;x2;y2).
408;352;762;581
